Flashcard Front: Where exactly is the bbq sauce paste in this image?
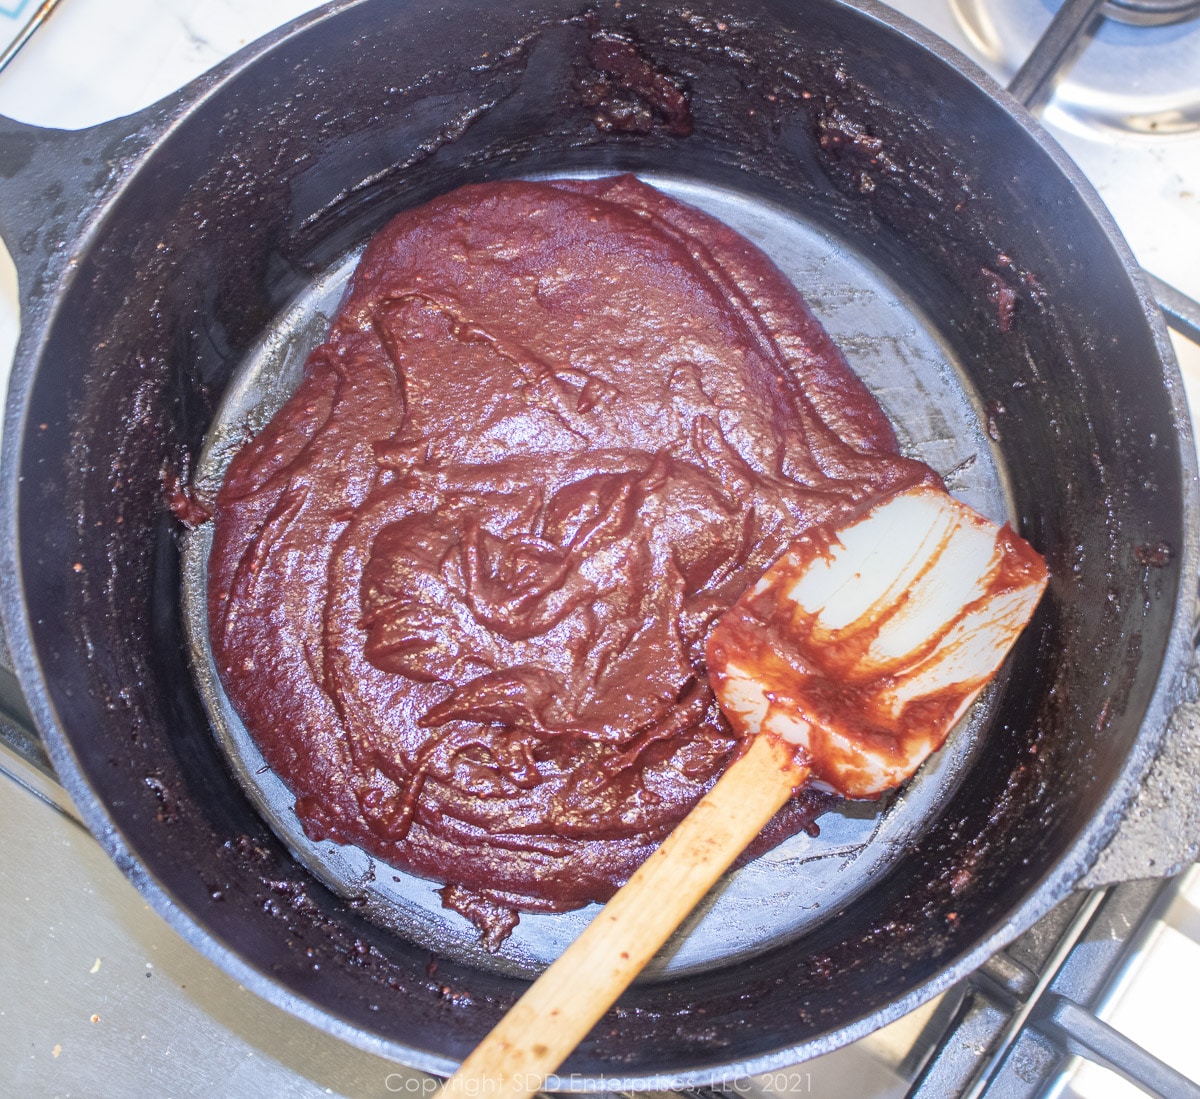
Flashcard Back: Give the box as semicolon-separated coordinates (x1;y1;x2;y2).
207;175;936;944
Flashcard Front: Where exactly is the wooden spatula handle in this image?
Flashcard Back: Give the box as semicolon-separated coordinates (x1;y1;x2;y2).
440;733;807;1099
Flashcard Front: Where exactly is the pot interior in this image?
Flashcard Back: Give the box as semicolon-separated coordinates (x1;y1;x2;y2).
8;0;1192;1082
180;167;1007;981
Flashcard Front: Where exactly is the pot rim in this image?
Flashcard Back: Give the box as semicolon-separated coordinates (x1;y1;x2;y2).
1;0;1196;1085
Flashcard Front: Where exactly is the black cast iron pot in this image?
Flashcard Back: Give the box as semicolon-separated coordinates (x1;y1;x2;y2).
1;0;1196;1085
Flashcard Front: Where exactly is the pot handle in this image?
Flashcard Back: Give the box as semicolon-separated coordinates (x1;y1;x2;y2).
0;0;331;294
1080;635;1200;888
0;106;174;300
1081;255;1200;882
1081;275;1200;883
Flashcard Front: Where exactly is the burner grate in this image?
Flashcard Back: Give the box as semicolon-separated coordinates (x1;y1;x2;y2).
906;880;1200;1099
951;0;1200;131
655;876;1200;1099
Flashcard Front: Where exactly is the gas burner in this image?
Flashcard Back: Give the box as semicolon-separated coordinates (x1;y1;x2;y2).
950;0;1200;133
1104;0;1200;26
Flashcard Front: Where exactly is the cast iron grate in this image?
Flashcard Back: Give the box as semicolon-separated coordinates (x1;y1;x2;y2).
905;878;1200;1098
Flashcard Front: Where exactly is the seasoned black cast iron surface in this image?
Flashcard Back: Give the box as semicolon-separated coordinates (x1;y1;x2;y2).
0;0;1193;1084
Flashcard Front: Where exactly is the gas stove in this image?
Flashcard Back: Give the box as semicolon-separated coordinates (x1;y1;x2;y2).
1;2;1198;1096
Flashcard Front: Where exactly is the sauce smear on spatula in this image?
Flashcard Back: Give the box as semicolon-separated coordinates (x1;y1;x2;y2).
708;483;1049;798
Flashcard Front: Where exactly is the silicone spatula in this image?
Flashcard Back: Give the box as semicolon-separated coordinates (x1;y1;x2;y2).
440;483;1048;1099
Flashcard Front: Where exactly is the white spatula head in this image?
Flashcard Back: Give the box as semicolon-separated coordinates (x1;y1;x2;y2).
707;484;1048;798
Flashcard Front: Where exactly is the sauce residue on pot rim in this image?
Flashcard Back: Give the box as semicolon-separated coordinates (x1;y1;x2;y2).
207;174;936;946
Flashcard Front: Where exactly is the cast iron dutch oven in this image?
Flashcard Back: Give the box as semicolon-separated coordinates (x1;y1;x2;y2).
1;0;1196;1086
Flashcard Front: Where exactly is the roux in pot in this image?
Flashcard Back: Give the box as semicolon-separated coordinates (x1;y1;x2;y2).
207;175;936;944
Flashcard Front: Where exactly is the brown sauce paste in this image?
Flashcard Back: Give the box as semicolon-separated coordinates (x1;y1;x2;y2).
207;175;936;943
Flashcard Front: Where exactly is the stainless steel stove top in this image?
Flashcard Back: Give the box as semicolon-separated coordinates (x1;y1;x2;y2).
1;2;1198;1096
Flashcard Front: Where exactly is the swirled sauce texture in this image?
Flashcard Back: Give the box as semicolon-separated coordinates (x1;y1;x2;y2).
208;175;935;938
